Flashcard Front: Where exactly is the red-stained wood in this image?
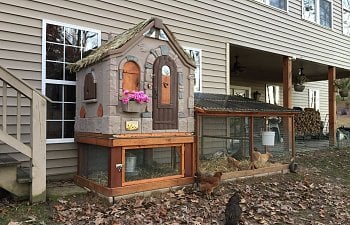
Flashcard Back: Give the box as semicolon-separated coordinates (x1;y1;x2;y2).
109;147;122;188
328;66;336;146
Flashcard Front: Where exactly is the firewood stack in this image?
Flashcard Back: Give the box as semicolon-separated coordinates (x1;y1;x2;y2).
295;108;321;137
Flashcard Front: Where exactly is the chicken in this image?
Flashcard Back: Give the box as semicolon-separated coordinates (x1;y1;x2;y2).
225;192;242;225
259;152;273;164
195;171;223;199
227;155;241;171
250;148;273;169
199;181;218;199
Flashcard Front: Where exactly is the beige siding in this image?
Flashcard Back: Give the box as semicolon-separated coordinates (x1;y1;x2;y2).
0;0;348;177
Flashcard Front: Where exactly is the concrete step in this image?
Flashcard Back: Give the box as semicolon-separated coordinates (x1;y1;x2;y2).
0;154;29;197
17;167;31;184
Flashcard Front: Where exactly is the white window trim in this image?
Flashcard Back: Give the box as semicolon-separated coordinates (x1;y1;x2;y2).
230;85;251;98
302;0;333;29
266;84;280;105
183;47;202;92
308;89;320;111
253;0;289;12
42;19;101;144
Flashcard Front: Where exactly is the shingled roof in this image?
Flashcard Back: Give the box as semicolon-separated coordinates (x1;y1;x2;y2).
194;92;299;115
68;18;195;72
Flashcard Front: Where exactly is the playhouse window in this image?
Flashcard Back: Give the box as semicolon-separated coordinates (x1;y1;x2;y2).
122;61;140;92
42;20;101;142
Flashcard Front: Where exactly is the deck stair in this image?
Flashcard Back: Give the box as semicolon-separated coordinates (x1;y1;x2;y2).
0;65;47;202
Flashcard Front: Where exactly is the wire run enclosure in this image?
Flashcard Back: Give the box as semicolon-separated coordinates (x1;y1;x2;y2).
194;93;300;176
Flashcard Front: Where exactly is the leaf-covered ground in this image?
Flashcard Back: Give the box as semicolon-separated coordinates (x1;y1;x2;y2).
1;148;350;225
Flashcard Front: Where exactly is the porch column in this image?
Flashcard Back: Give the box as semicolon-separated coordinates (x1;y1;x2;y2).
282;56;293;151
282;56;292;108
328;66;336;146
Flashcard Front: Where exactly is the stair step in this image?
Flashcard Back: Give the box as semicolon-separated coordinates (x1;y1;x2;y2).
17;167;31;184
0;154;21;167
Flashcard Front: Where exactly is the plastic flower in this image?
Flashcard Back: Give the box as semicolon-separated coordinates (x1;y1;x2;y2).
122;90;150;104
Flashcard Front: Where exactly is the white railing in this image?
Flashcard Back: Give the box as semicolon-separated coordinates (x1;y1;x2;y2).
0;65;47;203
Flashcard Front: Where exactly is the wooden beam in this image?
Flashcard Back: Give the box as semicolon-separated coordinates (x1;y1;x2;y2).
328;66;336;146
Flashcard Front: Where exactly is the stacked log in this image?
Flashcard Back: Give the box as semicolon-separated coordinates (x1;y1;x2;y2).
295;108;321;137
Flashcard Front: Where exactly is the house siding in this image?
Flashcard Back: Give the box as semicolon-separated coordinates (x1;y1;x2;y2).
0;0;347;177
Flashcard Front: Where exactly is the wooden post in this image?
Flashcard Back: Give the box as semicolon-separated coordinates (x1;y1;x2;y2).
249;116;254;161
282;56;293;152
30;91;47;203
282;56;292;108
328;66;336;146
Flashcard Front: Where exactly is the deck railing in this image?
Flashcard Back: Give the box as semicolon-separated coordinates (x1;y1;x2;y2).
0;65;47;202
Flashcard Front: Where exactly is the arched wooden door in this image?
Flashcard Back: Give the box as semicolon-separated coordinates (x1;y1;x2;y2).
152;55;178;130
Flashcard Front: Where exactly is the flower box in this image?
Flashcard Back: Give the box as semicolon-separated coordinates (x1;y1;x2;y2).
122;101;147;113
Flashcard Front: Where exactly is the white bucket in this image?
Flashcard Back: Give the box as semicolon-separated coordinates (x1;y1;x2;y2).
262;131;275;146
125;156;137;173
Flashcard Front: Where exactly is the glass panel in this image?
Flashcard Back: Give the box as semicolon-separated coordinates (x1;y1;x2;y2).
269;0;286;10
47;102;62;120
304;0;317;23
65;46;81;63
46;62;63;80
64;85;76;102
46;24;64;43
64;103;75;120
184;48;201;92
344;10;350;35
47;121;62;139
124;147;182;182
64;121;74;138
65;63;76;81
46;43;64;62
82;144;109;186
82;31;98;52
345;0;350;10
46;84;62;101
161;65;171;104
320;0;332;27
65;27;81;46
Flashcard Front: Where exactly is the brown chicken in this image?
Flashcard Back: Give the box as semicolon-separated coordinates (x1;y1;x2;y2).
199;182;218;199
196;171;223;199
227;155;241;170
250;148;273;169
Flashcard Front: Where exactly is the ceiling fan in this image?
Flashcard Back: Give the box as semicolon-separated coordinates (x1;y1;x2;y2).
232;56;246;75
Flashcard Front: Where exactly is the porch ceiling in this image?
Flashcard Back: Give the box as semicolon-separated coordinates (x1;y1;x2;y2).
230;44;350;83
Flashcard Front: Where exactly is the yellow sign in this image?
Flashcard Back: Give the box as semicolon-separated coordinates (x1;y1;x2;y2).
125;121;139;131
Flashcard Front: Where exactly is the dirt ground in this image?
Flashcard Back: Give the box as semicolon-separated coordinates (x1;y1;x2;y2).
1;147;350;225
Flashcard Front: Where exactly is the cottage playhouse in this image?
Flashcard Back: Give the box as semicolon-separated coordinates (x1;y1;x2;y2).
70;18;196;197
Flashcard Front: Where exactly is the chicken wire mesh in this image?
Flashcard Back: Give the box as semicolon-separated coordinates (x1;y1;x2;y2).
198;115;293;174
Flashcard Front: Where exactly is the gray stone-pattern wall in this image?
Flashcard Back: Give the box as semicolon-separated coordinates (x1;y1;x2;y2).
75;36;195;134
